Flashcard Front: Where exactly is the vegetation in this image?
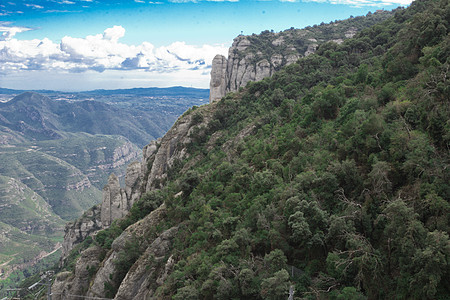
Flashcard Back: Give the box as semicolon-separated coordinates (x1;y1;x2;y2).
149;0;448;298
54;0;449;298
241;9;395;68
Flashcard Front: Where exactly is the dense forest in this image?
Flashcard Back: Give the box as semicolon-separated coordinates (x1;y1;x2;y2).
61;0;449;298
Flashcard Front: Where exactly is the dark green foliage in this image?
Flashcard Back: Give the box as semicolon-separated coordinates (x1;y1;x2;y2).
58;1;450;299
94;224;120;250
153;1;450;298
191;111;204;126
128;191;164;223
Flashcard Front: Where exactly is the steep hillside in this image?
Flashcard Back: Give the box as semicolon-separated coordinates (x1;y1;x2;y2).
0;175;64;234
0;175;63;285
0;134;139;290
54;0;449;299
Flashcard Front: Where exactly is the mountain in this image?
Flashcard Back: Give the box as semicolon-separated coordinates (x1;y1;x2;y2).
0;88;207;290
1;92;164;147
209;9;395;102
50;0;450;299
85;86;209;97
0;87;209;122
0;175;64;282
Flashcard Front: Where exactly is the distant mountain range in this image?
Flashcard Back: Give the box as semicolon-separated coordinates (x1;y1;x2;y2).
0;87;207;288
0;86;209;97
1;92;161;147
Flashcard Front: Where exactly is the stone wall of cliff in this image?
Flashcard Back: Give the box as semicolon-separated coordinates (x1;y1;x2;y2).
208;13;395;103
60;159;143;264
53;105;211;297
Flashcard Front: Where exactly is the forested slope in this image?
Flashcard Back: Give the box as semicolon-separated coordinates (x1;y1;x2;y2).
57;0;449;298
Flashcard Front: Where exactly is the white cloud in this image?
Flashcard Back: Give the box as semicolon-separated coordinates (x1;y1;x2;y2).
0;23;32;41
57;0;76;4
25;4;44;9
0;25;228;77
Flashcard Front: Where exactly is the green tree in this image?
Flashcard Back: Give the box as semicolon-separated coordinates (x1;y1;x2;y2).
260;269;290;300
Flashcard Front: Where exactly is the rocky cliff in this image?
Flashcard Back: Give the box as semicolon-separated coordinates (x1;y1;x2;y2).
60;160;143;264
209;10;394;102
53;105;209;297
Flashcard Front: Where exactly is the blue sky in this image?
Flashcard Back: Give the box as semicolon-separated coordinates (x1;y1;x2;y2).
0;0;413;91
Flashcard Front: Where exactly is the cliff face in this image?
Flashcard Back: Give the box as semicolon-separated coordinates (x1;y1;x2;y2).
209;35;302;103
101;161;142;228
60;160;143;264
209;10;393;102
53;106;208;297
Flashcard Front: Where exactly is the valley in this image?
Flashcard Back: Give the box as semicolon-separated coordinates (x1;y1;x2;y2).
0;87;208;290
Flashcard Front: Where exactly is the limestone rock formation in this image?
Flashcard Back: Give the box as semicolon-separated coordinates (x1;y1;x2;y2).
87;204;169;298
101;173;126;228
52;246;104;300
61;159;143;264
53;204;171;299
209;18;384;103
208;33;302;103
143;106;210;192
60;205;102;264
209;55;228;103
114;227;179;299
101;161;143;228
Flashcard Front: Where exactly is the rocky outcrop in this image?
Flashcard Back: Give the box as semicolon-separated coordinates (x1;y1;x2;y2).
53;204;172;299
51;246;104;300
223;36;296;99
87;204;169;298
207;33;301;103
101;174;127;228
61;160;143;264
209;15;387;102
114;227;178;299
143;106;211;192
60;205;102;264
101;161;143;228
209;55;228;103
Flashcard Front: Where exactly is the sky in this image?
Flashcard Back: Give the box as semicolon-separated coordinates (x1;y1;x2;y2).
0;0;413;91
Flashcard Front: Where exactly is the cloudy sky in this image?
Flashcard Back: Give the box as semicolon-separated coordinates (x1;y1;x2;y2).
1;0;413;91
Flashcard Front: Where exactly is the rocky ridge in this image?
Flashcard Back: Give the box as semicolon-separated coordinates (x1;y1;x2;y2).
60;160;143;264
209;10;393;102
53;106;207;297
